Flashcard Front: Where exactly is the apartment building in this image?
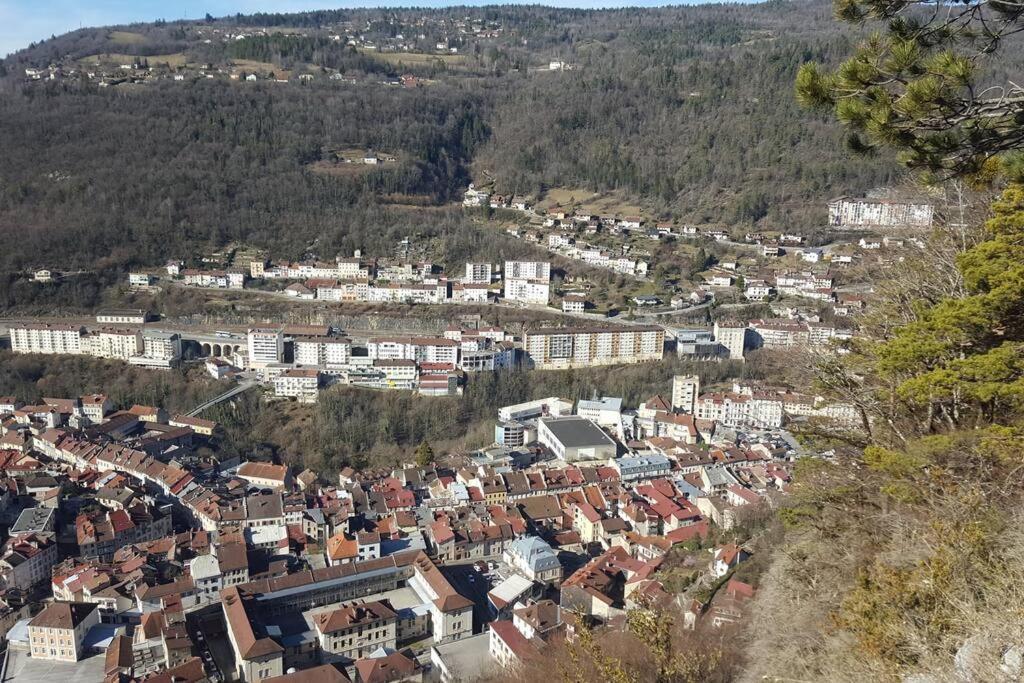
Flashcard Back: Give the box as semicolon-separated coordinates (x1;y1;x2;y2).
828;196;934;229
0;533;58;590
671;375;700;414
695;393;784;429
316;279;371;302
128;330;182;369
524;325;664;369
504;261;551;280
248;328;284;368
451;282;491;304
82;328;143;360
28;601;100;662
294;337;352;367
76;505;173;561
273;369;320;403
464;262;493;283
368;337;460;365
503;278;550;305
371;359;418;390
712;322;748;360
10;324;84;355
366;282;448;304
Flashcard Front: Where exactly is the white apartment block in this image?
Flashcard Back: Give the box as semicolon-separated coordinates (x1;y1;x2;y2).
828;197;934;229
294;337;352;367
371;359;418;390
10;324;84;355
504;261;550;281
85;329;143;360
504;278;550;305
247;328;284;368
366;282;447;304
464;262;493;283
367;337;460;365
128;331;182;369
273;369;320;403
713;322;747;360
524;326;664;369
672;375;700;414
451;283;491;303
695;393;784;429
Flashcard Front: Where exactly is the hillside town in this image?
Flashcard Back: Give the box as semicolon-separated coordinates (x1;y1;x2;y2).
0;359;829;682
0;186;924;680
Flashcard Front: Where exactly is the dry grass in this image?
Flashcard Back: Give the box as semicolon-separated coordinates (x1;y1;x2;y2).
108;30;147;45
357;47;471;68
537;186;646;218
80;52;189;67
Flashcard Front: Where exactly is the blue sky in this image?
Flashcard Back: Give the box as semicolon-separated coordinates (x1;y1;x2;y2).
0;0;699;58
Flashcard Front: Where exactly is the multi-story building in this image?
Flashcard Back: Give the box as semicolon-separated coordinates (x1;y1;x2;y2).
504;536;562;584
314;600;398;663
713;322;748;360
367;337;460;365
524;325;664;369
748;319;812;349
273;369;320;403
671;375;700;414
504;261;551;281
293;337;352;367
76;505;173;561
128;331;182;369
236;461;292;490
10;324;84;355
0;533;58;591
96;309;150;324
366;282;448;304
451;282;492;304
371;359;418;390
561;294;586;313
695;393;784;429
316;279;371;302
464;262;493;283
828;196;934;229
612;453;672;482
248;328;284;368
84;329;143;360
79;394;112;424
503;278;550;305
28;601;100;662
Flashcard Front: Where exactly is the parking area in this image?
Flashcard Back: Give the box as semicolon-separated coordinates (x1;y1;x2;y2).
187;608;232;682
441;563;498;633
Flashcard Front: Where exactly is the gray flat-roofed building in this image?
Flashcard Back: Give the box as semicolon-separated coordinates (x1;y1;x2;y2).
537;416;618;462
431;632;495;683
11;507;56;536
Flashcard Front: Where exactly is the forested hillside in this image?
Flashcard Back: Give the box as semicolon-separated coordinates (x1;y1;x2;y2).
0;0;921;287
